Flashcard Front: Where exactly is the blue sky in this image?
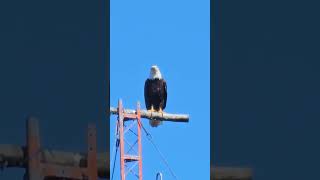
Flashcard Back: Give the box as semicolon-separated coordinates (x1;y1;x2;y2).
110;0;210;179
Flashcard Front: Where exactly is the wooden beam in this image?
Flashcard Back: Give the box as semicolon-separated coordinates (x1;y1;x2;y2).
211;167;253;180
109;107;189;122
0;144;109;179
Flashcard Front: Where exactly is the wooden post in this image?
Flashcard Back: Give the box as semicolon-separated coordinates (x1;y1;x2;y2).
110;107;189;122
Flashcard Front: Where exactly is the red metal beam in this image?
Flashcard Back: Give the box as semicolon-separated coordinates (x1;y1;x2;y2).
119;100;126;180
118;99;143;180
137;102;143;180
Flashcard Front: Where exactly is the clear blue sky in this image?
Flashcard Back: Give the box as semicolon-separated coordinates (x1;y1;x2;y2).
110;0;210;179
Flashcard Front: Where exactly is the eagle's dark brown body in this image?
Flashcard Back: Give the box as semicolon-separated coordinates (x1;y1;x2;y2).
144;78;167;111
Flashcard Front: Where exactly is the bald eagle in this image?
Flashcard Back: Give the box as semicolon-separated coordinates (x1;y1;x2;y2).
144;65;167;127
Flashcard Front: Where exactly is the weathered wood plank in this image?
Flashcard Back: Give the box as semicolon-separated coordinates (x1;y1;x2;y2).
109;107;189;122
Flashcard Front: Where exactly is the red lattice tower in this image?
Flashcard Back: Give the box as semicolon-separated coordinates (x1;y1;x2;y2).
117;99;143;180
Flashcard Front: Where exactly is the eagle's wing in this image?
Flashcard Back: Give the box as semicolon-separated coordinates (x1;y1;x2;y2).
144;79;151;110
163;80;167;109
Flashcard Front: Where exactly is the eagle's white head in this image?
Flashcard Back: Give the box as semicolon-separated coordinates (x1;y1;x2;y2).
149;65;162;80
